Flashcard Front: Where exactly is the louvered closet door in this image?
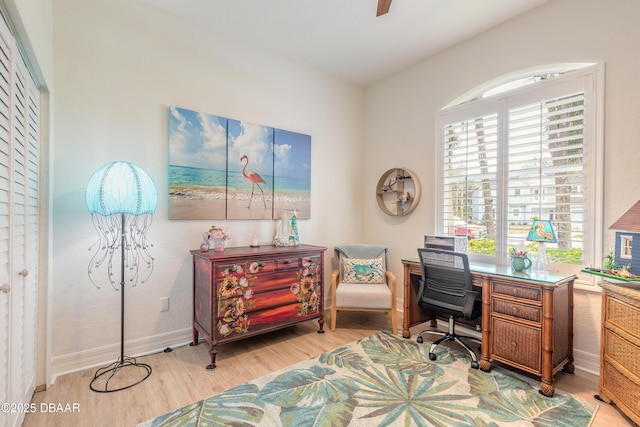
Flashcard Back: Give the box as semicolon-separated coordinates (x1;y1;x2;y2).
0;13;12;427
0;11;40;427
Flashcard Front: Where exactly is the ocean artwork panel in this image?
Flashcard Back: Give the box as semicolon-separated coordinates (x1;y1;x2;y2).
273;129;311;220
227;119;274;220
168;106;228;220
168;106;312;220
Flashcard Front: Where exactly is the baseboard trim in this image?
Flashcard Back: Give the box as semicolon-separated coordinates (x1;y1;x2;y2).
572;348;600;376
49;328;193;385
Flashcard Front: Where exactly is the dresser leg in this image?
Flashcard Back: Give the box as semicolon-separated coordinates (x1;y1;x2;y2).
562;360;575;374
317;316;325;333
190;328;199;346
206;346;217;370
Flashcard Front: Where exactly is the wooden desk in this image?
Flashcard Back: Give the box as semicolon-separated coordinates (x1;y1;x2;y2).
402;259;575;397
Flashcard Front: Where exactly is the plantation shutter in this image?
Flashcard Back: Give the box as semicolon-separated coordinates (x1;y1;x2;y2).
442;112;498;256
438;67;597;271
506;92;584;253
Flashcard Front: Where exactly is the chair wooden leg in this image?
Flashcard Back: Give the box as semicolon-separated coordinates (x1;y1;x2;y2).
331;306;337;331
391;308;397;335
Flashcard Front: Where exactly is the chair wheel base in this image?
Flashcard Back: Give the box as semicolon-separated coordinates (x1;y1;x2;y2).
429;352;437;361
417;336;423;343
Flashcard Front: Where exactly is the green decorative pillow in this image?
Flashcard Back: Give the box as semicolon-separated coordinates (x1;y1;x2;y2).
341;257;385;284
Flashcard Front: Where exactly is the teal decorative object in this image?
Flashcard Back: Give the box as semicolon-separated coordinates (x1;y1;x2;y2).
289;210;299;246
511;255;532;272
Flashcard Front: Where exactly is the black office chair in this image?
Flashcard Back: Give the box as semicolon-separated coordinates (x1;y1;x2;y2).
415;248;482;369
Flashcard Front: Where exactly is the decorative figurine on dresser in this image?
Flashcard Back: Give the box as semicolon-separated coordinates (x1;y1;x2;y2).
190;244;327;369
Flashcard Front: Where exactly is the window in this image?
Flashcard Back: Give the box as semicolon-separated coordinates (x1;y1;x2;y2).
437;65;603;275
621;235;633;259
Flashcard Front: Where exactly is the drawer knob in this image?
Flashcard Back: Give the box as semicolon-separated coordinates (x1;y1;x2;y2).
512;307;518;314
0;283;9;293
511;341;518;348
283;259;292;264
258;262;265;268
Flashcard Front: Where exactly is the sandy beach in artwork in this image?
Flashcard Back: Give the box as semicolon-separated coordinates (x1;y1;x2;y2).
169;185;310;220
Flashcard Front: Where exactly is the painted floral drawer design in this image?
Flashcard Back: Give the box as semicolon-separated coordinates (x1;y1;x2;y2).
215;257;322;338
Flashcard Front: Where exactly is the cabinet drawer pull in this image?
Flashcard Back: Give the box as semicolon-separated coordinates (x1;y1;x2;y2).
511;341;518;348
283;259;292;264
258;262;266;268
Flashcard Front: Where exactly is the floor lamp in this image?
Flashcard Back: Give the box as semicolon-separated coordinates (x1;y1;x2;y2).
85;161;157;392
526;220;558;272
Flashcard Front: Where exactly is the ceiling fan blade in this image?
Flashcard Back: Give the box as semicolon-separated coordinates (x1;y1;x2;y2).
377;0;392;16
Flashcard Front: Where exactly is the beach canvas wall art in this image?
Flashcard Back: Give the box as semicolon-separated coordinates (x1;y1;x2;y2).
273;129;311;220
168;106;311;220
169;106;228;220
226;119;274;220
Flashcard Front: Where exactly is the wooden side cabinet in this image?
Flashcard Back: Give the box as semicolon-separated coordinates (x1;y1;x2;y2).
597;281;640;425
190;244;327;369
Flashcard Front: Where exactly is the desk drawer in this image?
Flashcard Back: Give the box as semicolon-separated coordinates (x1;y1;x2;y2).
491;280;541;303
491;317;541;373
492;298;541;323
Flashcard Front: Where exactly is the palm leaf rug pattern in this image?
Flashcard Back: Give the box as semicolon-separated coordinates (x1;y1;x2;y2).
139;331;597;426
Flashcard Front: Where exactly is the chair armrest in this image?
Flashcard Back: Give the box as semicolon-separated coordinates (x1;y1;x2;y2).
385;270;397;299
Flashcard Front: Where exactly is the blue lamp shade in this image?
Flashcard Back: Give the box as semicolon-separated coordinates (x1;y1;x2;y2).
86;161;157;215
526;220;558;243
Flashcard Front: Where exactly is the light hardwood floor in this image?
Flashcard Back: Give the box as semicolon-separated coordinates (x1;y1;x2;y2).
23;311;634;427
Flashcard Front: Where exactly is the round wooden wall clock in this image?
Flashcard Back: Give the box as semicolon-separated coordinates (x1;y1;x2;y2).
375;167;421;216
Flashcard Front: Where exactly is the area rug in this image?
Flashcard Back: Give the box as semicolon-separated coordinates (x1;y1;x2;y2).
139;330;597;427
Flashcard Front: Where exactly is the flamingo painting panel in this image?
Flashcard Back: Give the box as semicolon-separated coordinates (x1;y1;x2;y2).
168;106;228;220
227;119;274;219
273;129;311;220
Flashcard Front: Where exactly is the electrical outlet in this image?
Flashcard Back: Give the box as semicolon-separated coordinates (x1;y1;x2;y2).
160;297;169;312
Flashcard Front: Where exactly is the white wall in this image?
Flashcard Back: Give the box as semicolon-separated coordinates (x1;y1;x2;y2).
50;0;365;381
363;0;640;373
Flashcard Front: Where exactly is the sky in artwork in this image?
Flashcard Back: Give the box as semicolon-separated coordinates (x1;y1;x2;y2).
168;106;227;171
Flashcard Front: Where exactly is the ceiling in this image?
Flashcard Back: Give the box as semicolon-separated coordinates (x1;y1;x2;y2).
140;0;549;87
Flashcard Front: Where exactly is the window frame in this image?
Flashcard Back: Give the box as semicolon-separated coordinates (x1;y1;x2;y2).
435;64;604;288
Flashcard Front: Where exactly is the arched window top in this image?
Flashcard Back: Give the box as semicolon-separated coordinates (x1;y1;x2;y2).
444;63;596;109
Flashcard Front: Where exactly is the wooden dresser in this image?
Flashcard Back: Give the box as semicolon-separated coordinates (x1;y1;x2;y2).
191;244;327;369
597;281;640;425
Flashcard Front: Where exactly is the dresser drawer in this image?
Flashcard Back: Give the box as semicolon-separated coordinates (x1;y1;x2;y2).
491;317;541;373
606;295;640;342
492;298;541;323
216;301;321;339
603;329;640;375
602;361;640;421
275;256;299;270
491;280;541;303
214;260;275;279
275;254;322;271
217;287;299;319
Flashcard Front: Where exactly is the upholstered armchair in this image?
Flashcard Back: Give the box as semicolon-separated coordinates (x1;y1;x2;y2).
331;244;397;334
